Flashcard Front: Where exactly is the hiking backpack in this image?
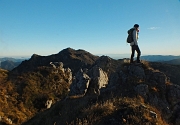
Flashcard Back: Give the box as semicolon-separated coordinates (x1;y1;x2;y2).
127;28;135;43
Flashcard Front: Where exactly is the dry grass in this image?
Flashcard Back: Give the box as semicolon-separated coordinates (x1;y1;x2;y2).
0;66;71;125
0;80;31;125
0;58;174;125
66;97;168;125
141;60;152;70
121;60;153;72
151;87;159;92
0;68;8;83
20;79;169;125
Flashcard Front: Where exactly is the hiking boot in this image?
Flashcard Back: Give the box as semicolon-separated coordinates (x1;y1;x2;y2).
130;60;134;64
136;60;141;63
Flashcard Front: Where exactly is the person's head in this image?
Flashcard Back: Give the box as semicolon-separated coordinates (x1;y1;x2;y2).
134;24;139;30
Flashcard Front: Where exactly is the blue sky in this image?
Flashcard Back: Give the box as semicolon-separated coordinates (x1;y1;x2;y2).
0;0;180;58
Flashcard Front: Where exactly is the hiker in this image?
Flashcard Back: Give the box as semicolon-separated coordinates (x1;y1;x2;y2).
129;24;141;63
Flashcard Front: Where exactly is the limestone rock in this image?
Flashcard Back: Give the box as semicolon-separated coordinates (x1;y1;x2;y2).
95;56;112;70
87;66;108;95
167;84;180;106
146;70;167;86
0;117;13;125
64;68;72;84
108;72;119;87
149;110;157;119
70;69;90;96
88;65;108;89
148;94;159;106
134;84;149;99
50;62;65;73
45;99;53;109
152;71;167;84
50;62;72;84
128;64;145;79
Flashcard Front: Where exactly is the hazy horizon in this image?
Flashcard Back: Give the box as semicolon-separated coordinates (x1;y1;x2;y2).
1;53;180;60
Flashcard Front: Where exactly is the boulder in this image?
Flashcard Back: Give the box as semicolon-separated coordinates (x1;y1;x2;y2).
50;62;72;84
87;66;108;95
134;84;149;99
146;70;167;87
167;84;180;106
151;71;167;84
128;64;145;79
45;99;53;109
95;56;112;70
88;65;108;88
64;68;72;84
149;110;157;119
70;69;90;96
108;72;119;87
50;62;65;73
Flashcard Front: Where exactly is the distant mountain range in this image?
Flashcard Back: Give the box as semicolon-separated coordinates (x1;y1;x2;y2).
0;54;179;71
0;57;27;70
0;57;26;62
104;54;180;62
105;54;180;65
141;55;180;62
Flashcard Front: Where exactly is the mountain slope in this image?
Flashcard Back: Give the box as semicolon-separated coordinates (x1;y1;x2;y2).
1;48;180;125
164;58;180;65
150;62;180;85
1;60;21;70
0;48;99;125
12;48;98;74
22;62;173;125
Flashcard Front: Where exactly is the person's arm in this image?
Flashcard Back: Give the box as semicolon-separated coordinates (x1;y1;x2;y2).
133;30;138;45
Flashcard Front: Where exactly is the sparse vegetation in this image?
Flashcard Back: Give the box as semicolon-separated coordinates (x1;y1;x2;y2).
0;66;70;125
22;95;168;125
0;49;180;125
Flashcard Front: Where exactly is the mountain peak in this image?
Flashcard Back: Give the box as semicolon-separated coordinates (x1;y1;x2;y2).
11;48;99;74
58;47;75;54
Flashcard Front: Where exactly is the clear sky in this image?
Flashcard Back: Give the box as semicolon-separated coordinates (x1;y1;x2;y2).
0;0;180;58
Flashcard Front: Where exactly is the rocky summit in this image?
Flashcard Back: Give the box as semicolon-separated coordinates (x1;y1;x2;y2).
11;48;98;74
0;48;180;125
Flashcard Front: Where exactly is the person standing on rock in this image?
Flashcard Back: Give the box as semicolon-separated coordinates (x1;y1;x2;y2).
128;24;141;63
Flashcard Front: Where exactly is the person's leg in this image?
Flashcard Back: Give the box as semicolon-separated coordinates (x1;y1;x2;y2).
130;45;136;63
135;45;141;63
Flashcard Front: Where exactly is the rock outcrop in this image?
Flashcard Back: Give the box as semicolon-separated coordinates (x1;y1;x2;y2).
128;64;145;79
11;48;99;74
2;48;180;125
69;69;90;95
167;84;180;106
134;84;149;99
44;53;180;125
87;65;109;95
111;63;180;124
45;99;53;109
49;62;72;84
0;116;13;125
69;65;108;96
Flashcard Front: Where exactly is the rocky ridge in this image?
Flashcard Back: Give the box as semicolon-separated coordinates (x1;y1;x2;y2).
0;48;180;125
22;58;180;124
12;48;98;74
